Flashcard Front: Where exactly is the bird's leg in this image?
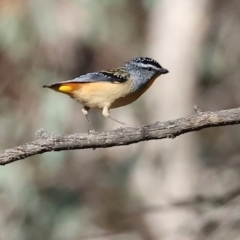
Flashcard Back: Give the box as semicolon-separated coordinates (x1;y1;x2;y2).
82;106;95;130
102;106;128;126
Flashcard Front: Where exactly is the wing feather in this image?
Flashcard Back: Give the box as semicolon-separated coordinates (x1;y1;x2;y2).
43;68;129;88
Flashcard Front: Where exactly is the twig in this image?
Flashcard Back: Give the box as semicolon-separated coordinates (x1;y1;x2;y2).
1;107;240;165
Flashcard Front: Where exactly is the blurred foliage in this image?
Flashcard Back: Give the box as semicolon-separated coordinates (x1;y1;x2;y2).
0;1;151;239
1;0;240;239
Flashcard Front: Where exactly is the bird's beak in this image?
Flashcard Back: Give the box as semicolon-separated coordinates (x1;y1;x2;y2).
159;68;169;74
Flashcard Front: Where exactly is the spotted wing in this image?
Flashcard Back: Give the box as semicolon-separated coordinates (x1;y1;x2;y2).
44;68;129;88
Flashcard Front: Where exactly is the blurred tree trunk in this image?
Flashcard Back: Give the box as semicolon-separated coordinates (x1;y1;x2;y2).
131;0;211;239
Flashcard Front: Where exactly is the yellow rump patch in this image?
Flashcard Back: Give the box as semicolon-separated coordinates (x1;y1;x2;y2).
59;85;72;93
54;83;82;94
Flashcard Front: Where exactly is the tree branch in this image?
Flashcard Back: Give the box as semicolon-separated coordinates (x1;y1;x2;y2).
1;107;240;165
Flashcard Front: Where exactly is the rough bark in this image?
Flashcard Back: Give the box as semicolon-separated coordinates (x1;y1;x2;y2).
1;107;240;166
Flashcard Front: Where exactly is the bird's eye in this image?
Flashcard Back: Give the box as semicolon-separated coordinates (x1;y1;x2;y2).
147;67;152;71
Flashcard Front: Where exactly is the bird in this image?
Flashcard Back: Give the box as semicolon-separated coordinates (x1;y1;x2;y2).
43;57;169;129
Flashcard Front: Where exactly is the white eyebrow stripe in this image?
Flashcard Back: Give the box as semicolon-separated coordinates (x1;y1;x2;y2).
136;62;161;70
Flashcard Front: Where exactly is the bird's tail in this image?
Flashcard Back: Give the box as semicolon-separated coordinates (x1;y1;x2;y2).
43;82;82;94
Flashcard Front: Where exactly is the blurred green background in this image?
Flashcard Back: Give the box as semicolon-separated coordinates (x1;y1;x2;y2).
1;0;240;239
